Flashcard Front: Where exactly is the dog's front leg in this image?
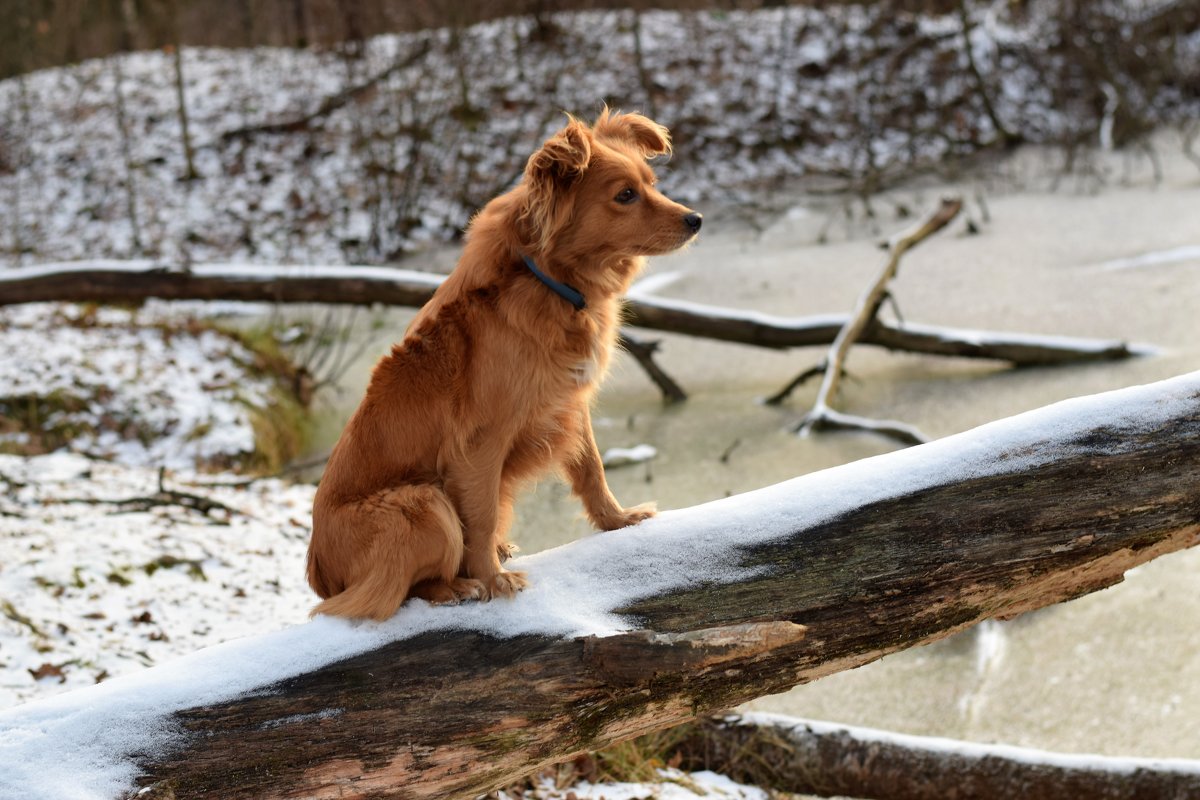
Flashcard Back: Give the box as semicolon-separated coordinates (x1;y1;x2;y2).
444;458;528;600
563;405;656;531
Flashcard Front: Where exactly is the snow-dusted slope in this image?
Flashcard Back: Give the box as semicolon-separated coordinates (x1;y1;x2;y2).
3;4;1195;267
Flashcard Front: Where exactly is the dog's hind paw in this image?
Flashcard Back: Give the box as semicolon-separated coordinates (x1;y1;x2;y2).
413;577;486;605
483;570;528;600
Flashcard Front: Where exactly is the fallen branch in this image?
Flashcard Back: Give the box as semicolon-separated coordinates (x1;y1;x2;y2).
790;196;963;444
0;260;1139;366
58;468;239;521
617;331;687;404
218;41;432;142
1;372;1196;800
675;713;1200;800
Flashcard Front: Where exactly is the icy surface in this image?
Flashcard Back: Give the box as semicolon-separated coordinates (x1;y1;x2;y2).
0;371;1197;799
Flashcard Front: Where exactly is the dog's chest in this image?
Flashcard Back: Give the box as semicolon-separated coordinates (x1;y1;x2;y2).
568;354;600;386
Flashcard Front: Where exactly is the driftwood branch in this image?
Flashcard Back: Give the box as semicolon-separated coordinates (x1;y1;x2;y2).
0;262;1139;368
2;372;1195;799
675;713;1200;800
788;197;963;444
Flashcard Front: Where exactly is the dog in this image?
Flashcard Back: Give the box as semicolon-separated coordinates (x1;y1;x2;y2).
306;109;702;620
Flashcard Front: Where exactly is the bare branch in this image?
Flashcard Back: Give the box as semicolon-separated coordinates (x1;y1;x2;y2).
786;197;963;443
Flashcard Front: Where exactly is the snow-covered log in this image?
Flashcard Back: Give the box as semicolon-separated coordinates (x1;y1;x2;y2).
0;260;1137;366
1;372;1197;800
680;713;1200;800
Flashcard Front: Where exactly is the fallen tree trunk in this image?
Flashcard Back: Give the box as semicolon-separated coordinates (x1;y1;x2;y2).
0;260;1137;366
1;372;1196;800
677;713;1200;800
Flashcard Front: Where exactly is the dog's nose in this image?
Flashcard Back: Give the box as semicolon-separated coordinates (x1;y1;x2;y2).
683;212;703;234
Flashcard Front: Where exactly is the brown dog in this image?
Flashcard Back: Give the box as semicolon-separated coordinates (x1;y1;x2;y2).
306;109;701;620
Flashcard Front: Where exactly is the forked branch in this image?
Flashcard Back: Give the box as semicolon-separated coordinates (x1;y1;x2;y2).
787;196;964;444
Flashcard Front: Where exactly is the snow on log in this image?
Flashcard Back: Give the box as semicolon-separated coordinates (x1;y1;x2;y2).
679;713;1200;800
0;260;1137;365
0;372;1197;799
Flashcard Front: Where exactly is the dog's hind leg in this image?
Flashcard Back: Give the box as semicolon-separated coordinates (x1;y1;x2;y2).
311;484;476;621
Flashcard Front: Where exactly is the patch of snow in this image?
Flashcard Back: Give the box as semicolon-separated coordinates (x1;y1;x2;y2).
0;456;314;707
0;303;279;469
515;768;768;800
0;371;1196;798
602;444;658;468
1093;245;1200;272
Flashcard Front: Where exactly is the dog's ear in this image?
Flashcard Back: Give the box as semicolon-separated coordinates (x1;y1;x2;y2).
527;117;592;183
522;117;592;251
593;107;672;159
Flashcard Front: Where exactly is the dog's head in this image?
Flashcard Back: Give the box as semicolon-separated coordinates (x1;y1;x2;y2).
520;109;701;286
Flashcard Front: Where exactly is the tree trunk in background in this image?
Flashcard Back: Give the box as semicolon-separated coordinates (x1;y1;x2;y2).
110;57;144;257
675;715;1200;800
169;0;199;182
292;0;310;48
0;262;1139;369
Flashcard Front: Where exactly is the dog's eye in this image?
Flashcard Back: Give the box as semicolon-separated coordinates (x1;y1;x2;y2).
614;188;639;205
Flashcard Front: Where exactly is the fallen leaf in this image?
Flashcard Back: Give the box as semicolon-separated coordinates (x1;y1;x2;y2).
28;662;66;683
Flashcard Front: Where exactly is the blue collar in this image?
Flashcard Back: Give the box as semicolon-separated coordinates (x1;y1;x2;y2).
521;255;586;311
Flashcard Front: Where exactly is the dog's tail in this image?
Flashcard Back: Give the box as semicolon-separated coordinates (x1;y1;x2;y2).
310;563;415;622
309;485;463;622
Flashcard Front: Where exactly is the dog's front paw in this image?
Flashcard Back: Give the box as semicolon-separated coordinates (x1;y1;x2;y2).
483;570;528;601
497;541;520;563
597;502;657;531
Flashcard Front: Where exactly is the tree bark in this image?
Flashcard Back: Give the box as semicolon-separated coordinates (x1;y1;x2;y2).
676;714;1200;800
84;372;1199;798
0;261;1138;367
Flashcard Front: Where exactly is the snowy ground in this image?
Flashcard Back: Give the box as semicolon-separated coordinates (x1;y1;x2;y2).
0;302;286;469
0;452;313;706
2;3;1196;266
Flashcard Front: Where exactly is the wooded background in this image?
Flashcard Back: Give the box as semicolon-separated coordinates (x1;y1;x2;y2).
4;0;972;78
4;0;1197;268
